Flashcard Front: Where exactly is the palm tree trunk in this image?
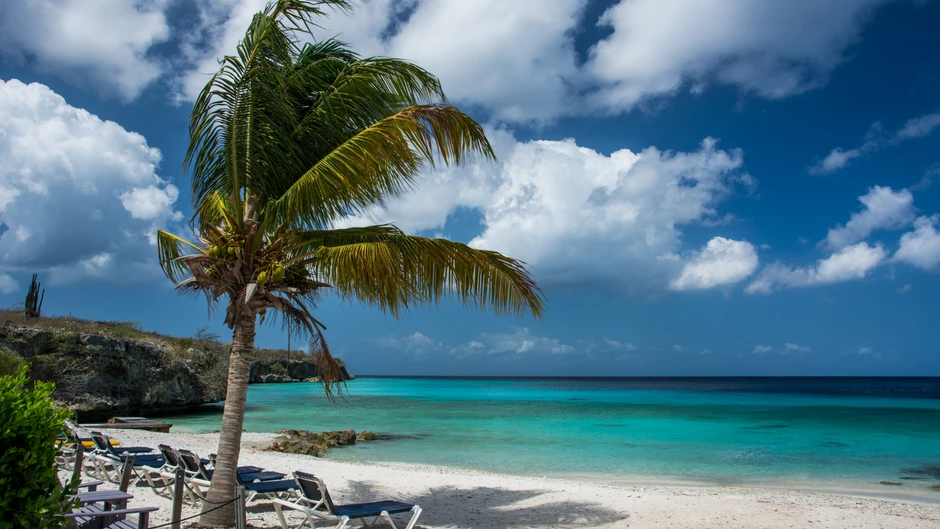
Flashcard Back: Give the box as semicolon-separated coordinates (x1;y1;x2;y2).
199;314;256;527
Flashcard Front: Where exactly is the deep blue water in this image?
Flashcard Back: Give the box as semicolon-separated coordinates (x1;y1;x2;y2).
169;377;940;494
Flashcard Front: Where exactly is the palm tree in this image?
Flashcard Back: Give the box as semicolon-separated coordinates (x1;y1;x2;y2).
157;1;543;526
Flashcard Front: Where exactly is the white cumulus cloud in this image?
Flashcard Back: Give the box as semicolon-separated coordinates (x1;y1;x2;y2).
895;113;940;140
343;131;754;296
811;111;940;174
602;338;638;352
0;80;183;283
0;0;171;101
176;0;584;122
467;137;753;295
753;345;773;354
369;331;442;352
893;215;940;270
670;237;759;291
175;0;903;121
784;343;812;353
0;273;17;295
385;0;584;122
586;0;895;112
746;242;887;294
812;148;863;174
824;186;915;250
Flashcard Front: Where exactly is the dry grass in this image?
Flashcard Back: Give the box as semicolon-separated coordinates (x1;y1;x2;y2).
0;308;314;362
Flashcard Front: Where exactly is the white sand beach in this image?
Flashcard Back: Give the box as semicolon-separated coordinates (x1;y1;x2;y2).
71;428;940;529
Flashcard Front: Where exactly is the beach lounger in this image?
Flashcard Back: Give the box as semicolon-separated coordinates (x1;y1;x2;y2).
239;474;298;503
90;431;157;456
134;444;183;498
172;448;291;505
92;433;164;467
84;451;122;482
182;470;297;505
65;444;103;492
177;449;284;482
139;445;215;503
273;472;421;529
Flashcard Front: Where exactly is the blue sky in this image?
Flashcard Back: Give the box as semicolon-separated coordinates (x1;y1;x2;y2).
1;0;939;376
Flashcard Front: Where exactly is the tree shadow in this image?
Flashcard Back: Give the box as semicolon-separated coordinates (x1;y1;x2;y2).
249;479;628;529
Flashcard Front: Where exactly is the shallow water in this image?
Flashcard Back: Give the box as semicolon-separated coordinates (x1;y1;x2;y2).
169;377;940;493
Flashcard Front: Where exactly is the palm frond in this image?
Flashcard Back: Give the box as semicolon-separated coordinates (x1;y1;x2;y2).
157;230;204;283
185;0;352;223
289;227;544;318
270;104;495;229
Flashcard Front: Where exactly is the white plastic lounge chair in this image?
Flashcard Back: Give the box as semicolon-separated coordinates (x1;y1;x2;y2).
177;449;280;482
62;444;103;492
273;472;421;529
183;470;297;505
84;451;122;482
91;432;161;461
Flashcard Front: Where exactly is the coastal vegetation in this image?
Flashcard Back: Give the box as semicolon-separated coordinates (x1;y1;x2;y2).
0;367;75;528
155;0;544;525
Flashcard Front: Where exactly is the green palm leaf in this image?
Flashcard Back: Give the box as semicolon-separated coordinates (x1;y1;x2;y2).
270;104;494;228
286;226;544;318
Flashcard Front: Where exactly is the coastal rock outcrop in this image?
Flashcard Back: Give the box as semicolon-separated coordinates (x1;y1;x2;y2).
249;359;354;384
0;328;225;420
265;428;384;457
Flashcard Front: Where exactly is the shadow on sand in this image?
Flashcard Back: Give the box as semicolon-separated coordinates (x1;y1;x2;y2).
247;480;629;529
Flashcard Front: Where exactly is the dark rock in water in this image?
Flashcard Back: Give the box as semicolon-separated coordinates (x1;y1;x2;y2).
879;481;902;486
899;476;928;481
267;428;394;456
899;465;940;480
357;430;378;441
822;441;849;448
931;484;940;492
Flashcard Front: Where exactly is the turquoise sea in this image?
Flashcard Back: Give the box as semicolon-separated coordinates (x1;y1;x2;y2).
169;377;940;496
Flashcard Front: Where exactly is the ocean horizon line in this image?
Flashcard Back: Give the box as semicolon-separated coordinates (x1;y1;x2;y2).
353;374;940;380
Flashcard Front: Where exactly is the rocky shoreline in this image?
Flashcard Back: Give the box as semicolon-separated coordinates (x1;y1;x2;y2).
1;327;225;420
249;359;354;384
0;321;352;420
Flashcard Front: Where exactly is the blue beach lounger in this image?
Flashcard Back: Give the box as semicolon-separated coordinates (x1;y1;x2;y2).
90;431;156;455
238;474;299;503
177;448;285;482
273;471;422;529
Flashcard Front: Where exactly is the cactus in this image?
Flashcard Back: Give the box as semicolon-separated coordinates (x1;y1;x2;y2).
24;273;44;319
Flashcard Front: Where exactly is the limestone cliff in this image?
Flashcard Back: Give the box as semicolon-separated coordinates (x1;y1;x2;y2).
249;359;354;383
0;327;226;420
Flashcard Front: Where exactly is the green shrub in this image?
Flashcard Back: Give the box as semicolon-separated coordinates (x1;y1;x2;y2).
270;362;288;376
0;366;75;529
0;346;22;377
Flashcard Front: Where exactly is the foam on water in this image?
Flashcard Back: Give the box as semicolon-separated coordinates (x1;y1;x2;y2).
169;377;940;495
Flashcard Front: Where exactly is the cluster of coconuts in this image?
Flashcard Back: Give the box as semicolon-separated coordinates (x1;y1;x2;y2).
256;264;285;286
203;242;311;286
207;245;240;259
204;243;241;278
258;263;312;286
